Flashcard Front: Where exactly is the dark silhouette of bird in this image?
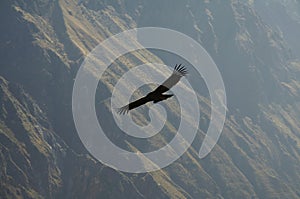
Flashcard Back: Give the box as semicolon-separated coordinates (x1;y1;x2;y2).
117;64;187;114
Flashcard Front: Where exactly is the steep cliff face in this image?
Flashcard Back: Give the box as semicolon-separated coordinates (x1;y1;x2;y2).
0;76;60;198
254;0;300;59
0;0;300;199
136;0;294;115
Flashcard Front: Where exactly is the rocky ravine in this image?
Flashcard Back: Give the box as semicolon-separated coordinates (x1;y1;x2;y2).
0;0;300;198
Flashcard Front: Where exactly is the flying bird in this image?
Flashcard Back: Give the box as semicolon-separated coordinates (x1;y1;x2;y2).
117;64;187;114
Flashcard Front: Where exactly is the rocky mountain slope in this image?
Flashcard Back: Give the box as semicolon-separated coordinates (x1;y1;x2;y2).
0;0;300;198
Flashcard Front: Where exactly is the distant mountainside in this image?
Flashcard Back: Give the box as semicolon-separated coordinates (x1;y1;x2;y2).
0;0;299;199
254;0;300;59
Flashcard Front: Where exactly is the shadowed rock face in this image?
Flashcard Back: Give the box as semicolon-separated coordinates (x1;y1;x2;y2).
0;0;300;198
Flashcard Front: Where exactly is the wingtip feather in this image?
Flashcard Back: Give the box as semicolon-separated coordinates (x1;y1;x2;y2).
116;105;130;115
174;64;188;76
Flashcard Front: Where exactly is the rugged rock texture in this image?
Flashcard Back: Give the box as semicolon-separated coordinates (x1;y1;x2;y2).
0;0;299;198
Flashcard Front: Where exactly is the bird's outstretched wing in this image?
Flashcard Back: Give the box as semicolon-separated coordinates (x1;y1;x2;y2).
117;64;187;114
153;64;187;94
117;96;151;114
